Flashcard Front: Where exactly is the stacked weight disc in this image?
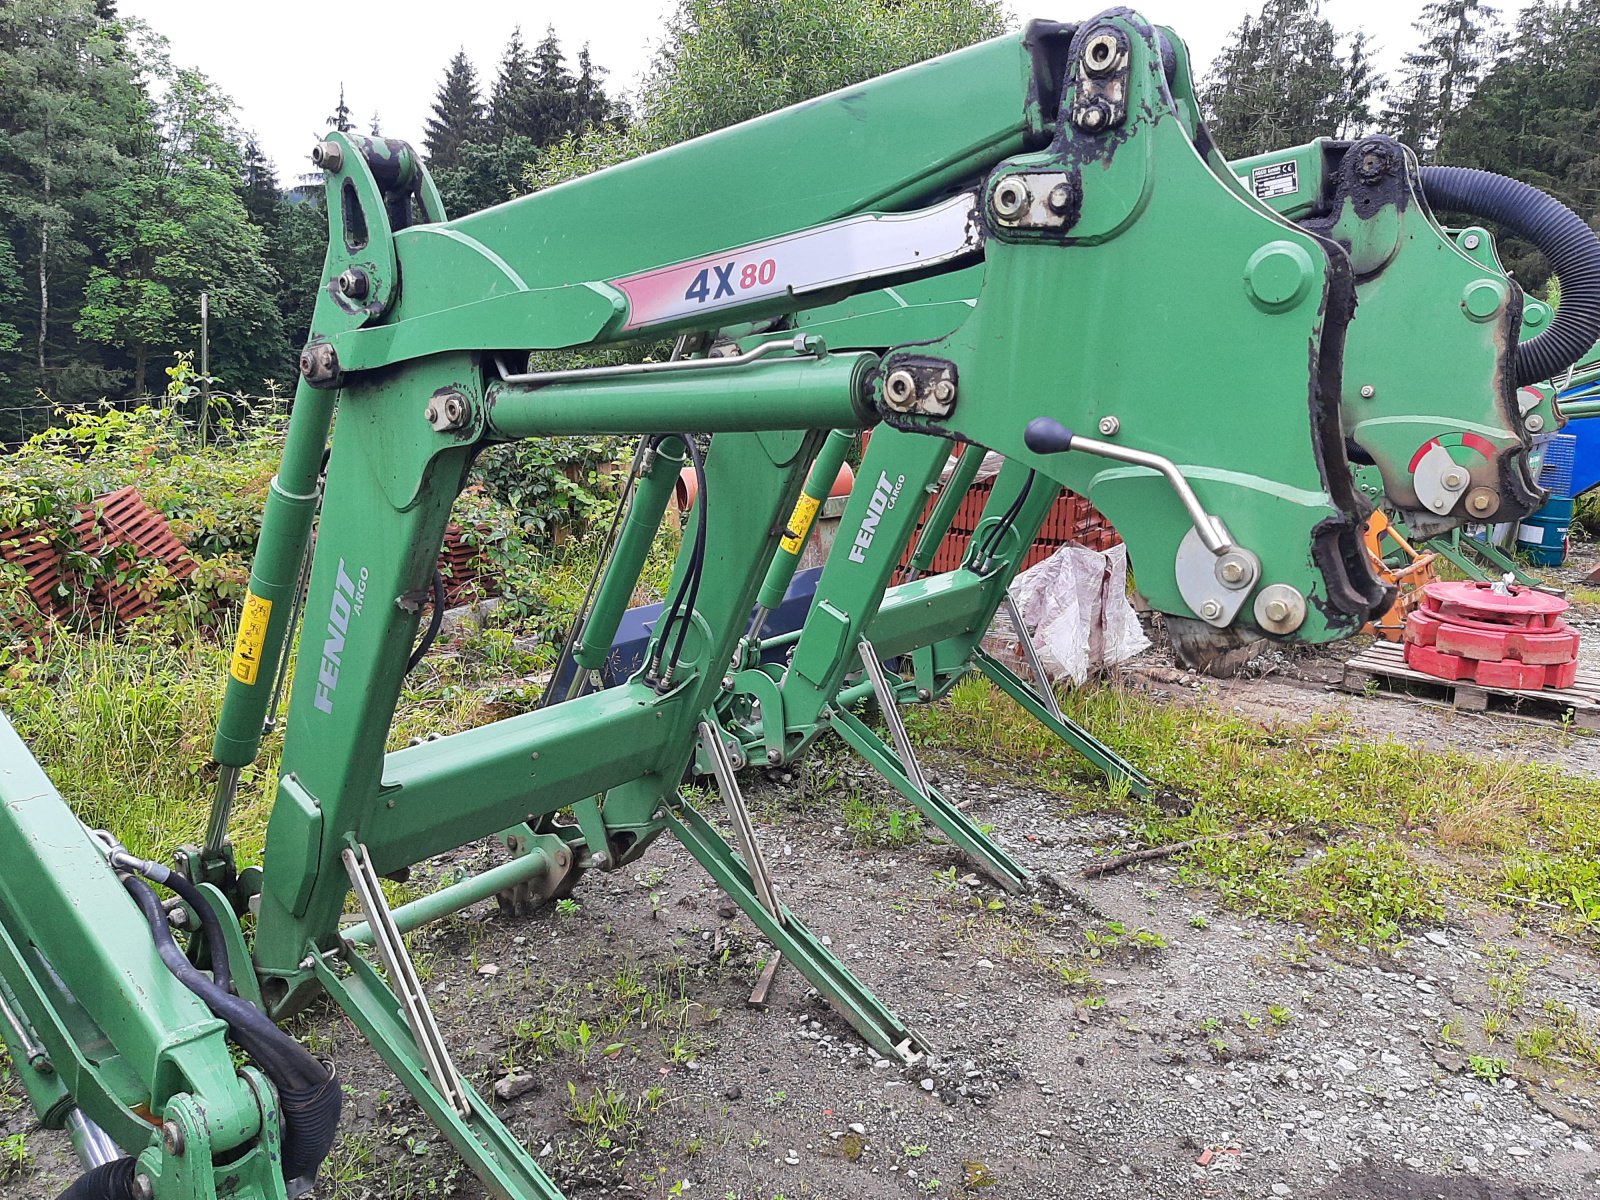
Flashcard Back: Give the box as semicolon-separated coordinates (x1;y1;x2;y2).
1404;579;1580;689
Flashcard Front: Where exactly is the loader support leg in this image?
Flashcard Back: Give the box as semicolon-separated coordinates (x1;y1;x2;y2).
975;651;1153;796
829;705;1030;893
664;799;929;1063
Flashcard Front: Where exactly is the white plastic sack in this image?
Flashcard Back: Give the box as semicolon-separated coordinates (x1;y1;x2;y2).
993;543;1150;685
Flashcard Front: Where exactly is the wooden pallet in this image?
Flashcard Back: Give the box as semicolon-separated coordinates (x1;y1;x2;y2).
1339;639;1600;730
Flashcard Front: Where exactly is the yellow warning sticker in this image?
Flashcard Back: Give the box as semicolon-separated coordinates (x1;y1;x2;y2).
779;493;822;555
230;593;273;685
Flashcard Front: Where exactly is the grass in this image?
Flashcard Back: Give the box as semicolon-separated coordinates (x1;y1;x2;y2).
908;674;1600;945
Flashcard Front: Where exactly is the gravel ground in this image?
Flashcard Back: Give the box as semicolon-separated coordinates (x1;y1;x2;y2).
7;552;1600;1199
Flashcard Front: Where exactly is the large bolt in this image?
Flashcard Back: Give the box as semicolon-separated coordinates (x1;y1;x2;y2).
1097;415;1120;437
883;368;918;412
1219;561;1245;585
311;140;344;173
1082;32;1120;76
298;342;340;385
1463;233;1482;250
163;1120;186;1157
991;178;1029;220
425;390;470;432
1076;102;1109;131
1265;598;1291;623
337;267;370;300
1525;413;1546;433
1441;469;1466;491
1467;487;1500;517
766;747;783;765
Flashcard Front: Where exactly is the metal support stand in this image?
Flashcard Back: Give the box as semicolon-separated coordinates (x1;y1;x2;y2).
1000;592;1064;722
342;843;470;1118
975;650;1153;797
856;639;931;797
664;798;928;1064
698;721;784;921
836;638;1030;892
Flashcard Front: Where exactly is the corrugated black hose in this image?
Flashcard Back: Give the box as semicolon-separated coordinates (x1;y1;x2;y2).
119;876;340;1184
1419;165;1600;387
55;1158;138;1200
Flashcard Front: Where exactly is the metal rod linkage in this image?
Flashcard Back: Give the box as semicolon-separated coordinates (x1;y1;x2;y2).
856;638;930;798
343;844;471;1117
496;334;822;388
697;722;784;922
1000;592;1064;722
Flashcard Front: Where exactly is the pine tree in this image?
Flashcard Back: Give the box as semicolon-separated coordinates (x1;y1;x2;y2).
1438;0;1600;290
326;83;353;135
1337;31;1385;138
423;50;485;170
1384;1;1499;154
239;135;280;231
1201;0;1347;158
489;27;534;142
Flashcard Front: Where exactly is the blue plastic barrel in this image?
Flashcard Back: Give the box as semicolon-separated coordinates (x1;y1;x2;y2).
1516;496;1573;566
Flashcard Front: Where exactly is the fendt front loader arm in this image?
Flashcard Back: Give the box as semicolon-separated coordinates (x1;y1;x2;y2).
11;10;1600;1200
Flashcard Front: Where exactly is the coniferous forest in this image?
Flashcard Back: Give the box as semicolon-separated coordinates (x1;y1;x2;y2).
2;0;1597;443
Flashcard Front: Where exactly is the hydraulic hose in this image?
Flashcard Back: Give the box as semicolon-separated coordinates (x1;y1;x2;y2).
113;854;232;996
55;1158;138;1200
1419;165;1600;387
121;877;340;1182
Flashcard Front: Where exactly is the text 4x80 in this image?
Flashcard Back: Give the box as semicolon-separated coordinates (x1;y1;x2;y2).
683;258;778;304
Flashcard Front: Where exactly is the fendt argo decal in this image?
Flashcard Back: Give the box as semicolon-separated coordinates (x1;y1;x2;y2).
313;560;368;714
848;472;906;563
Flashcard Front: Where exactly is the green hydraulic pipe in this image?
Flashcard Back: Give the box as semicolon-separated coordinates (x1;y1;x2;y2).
908;443;984;576
486;352;875;439
1558;397;1600;420
342;844;565;945
574;437;687;675
207;378;336;852
756;429;855;616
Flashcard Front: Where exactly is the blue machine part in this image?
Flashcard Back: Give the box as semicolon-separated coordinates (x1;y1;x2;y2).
552;565;824;697
1558;378;1600;497
1538;432;1578;496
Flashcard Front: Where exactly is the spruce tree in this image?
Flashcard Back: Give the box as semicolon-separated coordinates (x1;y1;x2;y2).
326;83;353;135
423;50;485;170
1337;31;1384;138
489;27;534;142
239;135;280;231
1200;0;1346;158
1384;1;1499;154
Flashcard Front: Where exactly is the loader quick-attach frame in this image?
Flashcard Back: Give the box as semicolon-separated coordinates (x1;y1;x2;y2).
5;10;1597;1200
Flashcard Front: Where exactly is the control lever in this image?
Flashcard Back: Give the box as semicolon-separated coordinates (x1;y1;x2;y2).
1023;417;1231;555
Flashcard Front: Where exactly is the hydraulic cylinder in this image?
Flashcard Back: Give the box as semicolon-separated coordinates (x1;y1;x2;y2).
909;442;984;575
574;437;688;675
755;429;855;615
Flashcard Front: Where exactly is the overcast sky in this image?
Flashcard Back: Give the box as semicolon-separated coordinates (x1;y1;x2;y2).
120;1;1532;180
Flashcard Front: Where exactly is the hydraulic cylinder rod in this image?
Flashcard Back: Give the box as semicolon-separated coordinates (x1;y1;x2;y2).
486;352;876;438
753;429;855;627
574;437;687;675
908;443;984;577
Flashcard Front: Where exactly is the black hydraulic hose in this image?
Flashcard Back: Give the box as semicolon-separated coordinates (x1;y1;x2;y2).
1419;165;1600;387
121;877;340;1182
115;855;233;996
55;1158;137;1200
405;569;447;674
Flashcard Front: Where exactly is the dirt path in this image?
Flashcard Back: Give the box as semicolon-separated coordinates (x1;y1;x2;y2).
9;558;1600;1199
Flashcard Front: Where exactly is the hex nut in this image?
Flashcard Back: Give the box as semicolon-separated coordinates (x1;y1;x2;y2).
991;178;1029;220
163;1120;185;1157
1083;32;1120;76
883;369;918;412
1359;385;1377;399
1097;415;1120;437
337;268;370;300
311;140;344;173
